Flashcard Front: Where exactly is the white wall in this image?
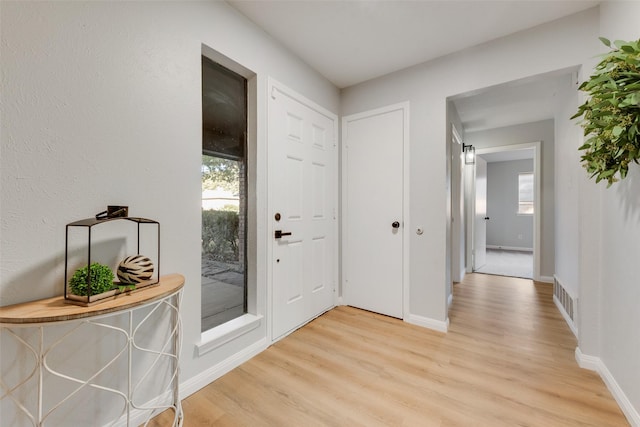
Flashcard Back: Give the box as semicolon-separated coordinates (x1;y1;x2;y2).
342;9;598;323
484;159;534;249
465;120;555;277
0;1;339;424
554;76;582;299
593;0;640;417
4;0;639;423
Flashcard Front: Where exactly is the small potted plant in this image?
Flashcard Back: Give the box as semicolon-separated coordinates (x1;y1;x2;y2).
68;262;115;297
572;37;640;186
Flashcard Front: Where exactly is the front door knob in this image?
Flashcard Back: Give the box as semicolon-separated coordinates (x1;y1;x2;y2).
392;221;400;229
275;230;292;239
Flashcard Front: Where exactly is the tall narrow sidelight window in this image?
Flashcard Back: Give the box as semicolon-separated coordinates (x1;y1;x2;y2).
201;56;247;332
518;172;534;215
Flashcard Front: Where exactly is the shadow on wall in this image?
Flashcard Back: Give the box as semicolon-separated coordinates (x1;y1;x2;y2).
617;166;640;222
1;238;126;306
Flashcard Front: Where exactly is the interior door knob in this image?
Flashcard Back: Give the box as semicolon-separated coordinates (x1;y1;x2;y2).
392;221;400;229
484;217;490;220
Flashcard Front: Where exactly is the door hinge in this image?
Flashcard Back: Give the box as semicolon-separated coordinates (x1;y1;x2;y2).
271;86;277;100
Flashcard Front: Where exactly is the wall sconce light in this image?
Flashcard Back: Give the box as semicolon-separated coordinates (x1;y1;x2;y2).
463;143;475;165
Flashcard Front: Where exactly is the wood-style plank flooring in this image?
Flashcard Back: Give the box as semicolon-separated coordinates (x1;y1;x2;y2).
149;273;628;426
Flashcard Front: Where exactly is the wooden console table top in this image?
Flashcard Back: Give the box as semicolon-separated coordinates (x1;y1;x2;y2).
0;273;185;324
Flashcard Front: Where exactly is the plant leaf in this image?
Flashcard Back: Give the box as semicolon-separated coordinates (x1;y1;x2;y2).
612;126;624;137
599;37;612;47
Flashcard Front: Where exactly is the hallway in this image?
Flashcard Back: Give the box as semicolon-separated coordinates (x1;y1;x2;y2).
151;273;627;426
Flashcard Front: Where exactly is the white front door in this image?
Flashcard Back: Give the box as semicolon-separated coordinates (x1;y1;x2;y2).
474;156;487;270
343;104;408;319
269;81;337;341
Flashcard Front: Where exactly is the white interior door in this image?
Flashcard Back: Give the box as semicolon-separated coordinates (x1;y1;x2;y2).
343;104;406;319
269;82;336;341
474;156;487;270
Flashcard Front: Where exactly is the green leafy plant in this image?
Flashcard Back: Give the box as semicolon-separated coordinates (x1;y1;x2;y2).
69;262;115;296
117;284;136;293
572;37;640;186
202;209;239;261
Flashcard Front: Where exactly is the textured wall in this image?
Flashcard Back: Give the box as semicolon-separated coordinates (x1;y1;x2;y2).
596;0;640;416
1;2;339;424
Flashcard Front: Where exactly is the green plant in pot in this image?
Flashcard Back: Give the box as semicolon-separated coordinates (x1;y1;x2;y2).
69;262;115;296
572;37;640;186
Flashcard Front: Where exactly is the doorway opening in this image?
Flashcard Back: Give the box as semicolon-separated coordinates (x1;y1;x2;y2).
448;70;573;290
472;146;536;279
466;143;540;280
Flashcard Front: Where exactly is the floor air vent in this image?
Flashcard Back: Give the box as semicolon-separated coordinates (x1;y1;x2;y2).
553;276;578;336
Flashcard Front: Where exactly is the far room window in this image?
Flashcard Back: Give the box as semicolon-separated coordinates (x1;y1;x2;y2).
201;56;247;332
518;172;534;215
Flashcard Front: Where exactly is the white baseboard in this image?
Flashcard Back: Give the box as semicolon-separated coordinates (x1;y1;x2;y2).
181;337;268;399
486;245;533;252
447;293;453;309
575;347;640;426
405;313;448;333
538;275;553;283
111;338;268;427
575;346;601;371
553;295;578;338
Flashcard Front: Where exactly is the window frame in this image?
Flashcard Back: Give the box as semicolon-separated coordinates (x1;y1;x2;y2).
517;171;534;215
201;55;248;332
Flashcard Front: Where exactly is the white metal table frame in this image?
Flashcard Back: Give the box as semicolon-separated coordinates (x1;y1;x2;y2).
1;288;183;427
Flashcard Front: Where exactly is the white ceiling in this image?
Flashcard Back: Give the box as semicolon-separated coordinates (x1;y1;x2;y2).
228;0;598;89
227;1;595;133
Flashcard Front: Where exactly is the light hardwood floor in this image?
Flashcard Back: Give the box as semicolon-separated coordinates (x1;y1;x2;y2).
149;273;628;426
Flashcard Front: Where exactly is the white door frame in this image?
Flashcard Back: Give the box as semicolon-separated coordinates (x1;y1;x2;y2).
267;77;339;343
450;124;464;285
341;102;411;320
467;141;542;281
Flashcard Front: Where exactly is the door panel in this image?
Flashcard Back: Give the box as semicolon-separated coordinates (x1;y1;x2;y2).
344;106;405;319
474;156;487;270
270;84;336;340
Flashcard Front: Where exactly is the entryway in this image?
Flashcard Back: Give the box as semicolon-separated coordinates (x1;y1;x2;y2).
268;79;338;341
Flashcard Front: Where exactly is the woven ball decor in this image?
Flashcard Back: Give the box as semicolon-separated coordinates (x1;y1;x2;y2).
117;255;154;284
